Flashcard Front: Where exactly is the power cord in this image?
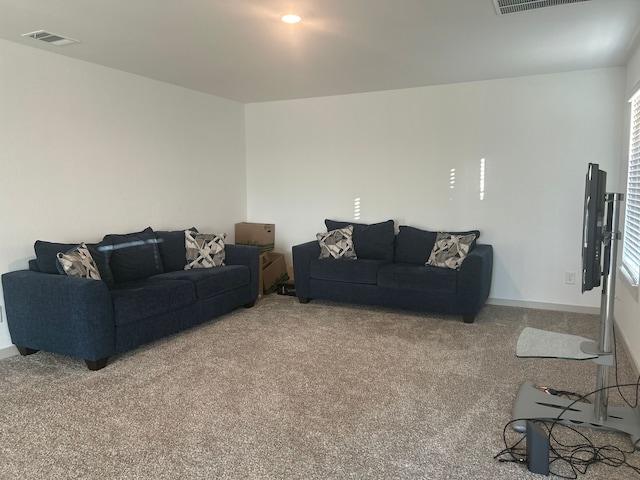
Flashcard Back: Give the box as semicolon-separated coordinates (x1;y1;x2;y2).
496;381;640;478
538;386;591;404
613;323;640;409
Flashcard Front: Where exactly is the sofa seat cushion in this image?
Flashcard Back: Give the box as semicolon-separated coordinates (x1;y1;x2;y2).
310;258;387;285
150;265;250;300
378;263;458;294
110;279;196;326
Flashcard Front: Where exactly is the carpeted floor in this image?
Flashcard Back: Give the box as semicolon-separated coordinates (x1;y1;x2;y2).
0;295;639;479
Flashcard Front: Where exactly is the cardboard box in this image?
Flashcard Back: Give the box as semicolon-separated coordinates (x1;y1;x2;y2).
287;265;294;281
257;251;273;297
235;222;275;252
261;251;289;294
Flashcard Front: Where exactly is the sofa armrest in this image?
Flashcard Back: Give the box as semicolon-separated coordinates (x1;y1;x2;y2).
1;270;115;361
292;240;320;298
225;244;260;301
457;244;493;312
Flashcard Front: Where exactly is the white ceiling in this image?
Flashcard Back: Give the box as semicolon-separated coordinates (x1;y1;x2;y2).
1;0;640;103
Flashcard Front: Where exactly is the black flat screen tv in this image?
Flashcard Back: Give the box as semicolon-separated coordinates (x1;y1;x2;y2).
582;163;607;292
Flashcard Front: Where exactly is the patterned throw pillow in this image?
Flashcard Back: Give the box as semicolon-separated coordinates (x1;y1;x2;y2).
184;230;226;269
426;233;477;270
56;243;102;280
317;225;357;260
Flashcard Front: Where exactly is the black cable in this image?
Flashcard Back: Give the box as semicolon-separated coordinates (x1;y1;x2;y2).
497;323;640;477
613;323;640;409
539;387;591;404
496;382;640;478
549;382;640;479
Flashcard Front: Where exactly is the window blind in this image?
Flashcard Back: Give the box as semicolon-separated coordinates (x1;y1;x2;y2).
622;93;640;285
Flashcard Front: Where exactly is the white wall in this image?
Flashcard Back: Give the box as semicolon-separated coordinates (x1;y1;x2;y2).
0;39;247;350
0;37;630;361
614;42;640;372
245;68;626;311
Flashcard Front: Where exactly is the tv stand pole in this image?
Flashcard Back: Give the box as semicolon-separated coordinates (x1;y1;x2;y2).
583;193;623;423
512;193;640;446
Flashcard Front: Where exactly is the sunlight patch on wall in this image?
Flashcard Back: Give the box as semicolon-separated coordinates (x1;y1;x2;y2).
449;168;456;201
480;158;486;200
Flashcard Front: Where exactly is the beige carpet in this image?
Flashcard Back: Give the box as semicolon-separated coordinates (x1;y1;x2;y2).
0;295;639;479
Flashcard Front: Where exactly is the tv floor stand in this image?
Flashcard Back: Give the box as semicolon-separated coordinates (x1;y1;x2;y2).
511;193;640;446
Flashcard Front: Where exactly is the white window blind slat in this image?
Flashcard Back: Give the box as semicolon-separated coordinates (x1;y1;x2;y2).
622;94;640;284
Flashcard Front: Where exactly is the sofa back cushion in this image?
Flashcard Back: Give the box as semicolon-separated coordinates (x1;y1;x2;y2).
395;226;480;265
35;240;79;274
34;240;114;285
324;219;395;262
103;227;164;283
155;228;198;272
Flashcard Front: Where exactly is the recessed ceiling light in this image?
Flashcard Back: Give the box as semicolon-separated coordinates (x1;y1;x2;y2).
281;14;301;24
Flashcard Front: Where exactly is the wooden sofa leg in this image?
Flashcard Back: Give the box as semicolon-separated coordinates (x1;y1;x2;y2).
16;346;39;356
85;357;109;371
244;300;256;308
297;296;311;304
462;315;475;324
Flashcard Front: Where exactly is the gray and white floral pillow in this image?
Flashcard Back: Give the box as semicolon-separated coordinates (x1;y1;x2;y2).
317;225;357;260
426;233;476;270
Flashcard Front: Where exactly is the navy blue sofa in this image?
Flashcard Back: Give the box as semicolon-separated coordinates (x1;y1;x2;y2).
292;220;493;323
1;227;260;370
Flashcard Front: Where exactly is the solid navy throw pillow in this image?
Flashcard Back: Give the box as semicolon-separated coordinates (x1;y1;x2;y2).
394;226;438;265
324;219;395;262
103;227;164;283
155;227;198;272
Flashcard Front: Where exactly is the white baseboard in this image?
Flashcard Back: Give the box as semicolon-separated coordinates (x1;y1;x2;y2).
487;298;600;315
0;345;19;360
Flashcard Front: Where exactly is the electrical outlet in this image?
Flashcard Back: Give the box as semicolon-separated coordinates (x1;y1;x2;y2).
565;271;576;285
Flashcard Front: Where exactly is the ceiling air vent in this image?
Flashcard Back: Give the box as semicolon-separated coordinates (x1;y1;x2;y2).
493;0;591;15
22;30;80;46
